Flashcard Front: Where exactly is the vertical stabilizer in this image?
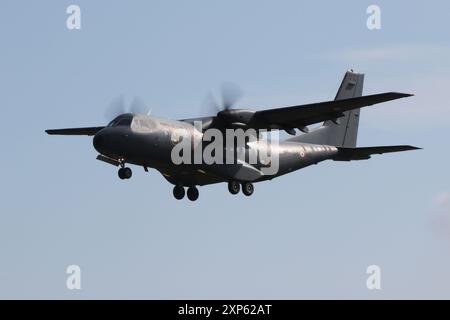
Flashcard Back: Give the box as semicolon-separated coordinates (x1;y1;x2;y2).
288;70;364;147
325;70;364;147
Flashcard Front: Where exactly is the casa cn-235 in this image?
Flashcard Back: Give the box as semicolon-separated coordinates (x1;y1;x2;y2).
46;70;420;201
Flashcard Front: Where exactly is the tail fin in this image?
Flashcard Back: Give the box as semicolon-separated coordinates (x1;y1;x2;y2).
290;70;364;147
324;70;364;147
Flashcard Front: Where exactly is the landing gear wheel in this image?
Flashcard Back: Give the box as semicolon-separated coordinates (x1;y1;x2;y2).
187;186;199;201
118;167;132;180
228;181;240;195
242;182;254;196
173;185;185;200
123;167;132;179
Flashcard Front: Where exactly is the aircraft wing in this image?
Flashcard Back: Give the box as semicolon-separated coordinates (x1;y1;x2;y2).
45;127;105;136
251;92;413;130
333;145;421;161
181;92;413;132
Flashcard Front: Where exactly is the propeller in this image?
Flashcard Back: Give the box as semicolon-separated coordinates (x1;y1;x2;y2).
201;82;244;115
129;96;148;115
220;82;243;111
104;95;150;120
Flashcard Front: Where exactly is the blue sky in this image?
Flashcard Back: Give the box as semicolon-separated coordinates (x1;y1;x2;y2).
1;0;450;298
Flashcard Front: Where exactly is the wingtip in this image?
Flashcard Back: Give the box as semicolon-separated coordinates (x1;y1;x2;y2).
394;92;414;98
45;129;56;135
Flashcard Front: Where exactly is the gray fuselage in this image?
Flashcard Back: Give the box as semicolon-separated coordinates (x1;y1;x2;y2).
93;113;338;186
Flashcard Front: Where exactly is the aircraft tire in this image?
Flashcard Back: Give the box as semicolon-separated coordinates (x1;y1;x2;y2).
118;168;125;179
228;181;240;195
187;186;199;201
242;182;254;196
173;185;185;200
123;167;132;179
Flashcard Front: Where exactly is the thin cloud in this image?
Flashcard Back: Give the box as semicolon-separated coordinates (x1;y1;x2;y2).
362;74;450;129
320;44;450;129
431;191;450;242
326;44;450;63
434;192;450;208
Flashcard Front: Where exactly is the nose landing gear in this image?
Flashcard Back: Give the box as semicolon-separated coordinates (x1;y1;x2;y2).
117;159;132;180
118;167;132;180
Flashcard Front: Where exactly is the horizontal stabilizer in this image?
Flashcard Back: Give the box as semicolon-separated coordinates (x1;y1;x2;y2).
333;145;421;161
45;127;105;136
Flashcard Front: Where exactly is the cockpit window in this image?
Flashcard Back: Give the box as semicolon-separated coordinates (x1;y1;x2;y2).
107;114;133;127
131;116;157;133
116;118;132;126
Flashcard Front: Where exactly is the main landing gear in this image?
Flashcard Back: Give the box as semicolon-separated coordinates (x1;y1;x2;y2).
172;182;253;200
228;181;254;196
228;181;240;194
187;186;199;201
242;182;254;196
173;185;199;201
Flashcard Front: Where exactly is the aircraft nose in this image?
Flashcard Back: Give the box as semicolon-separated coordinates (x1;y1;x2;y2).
93;128;128;159
93;130;105;153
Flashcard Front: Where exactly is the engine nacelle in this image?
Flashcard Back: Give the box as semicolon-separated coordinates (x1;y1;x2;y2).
217;109;255;126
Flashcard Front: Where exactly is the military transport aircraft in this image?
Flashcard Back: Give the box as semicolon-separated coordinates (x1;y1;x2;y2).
46;71;420;201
